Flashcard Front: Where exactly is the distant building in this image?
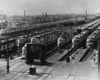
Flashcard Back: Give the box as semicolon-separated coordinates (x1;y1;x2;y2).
0;14;8;29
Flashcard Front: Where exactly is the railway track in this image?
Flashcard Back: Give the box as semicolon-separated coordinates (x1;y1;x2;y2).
0;39;96;80
0;46;95;80
0;19;98;59
59;47;77;61
59;46;95;64
79;48;92;62
59;20;100;61
12;20;100;63
0;19;99;68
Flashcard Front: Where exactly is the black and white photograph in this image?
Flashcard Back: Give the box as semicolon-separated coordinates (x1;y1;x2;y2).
0;0;99;80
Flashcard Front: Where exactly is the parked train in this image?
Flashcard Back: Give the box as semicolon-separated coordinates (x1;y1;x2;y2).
0;16;96;36
86;26;100;49
72;21;100;48
77;19;100;31
23;30;74;64
0;26;59;58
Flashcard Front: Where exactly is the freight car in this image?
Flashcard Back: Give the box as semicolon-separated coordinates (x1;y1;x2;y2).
72;21;100;48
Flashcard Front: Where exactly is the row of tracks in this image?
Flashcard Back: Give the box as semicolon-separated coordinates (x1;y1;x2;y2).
0;19;99;70
0;20;99;80
0;42;72;80
59;20;100;62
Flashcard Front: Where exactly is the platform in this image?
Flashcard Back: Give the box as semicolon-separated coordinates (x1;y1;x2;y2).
0;57;98;80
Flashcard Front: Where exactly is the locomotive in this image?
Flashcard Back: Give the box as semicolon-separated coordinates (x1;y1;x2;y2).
72;21;100;48
86;26;100;49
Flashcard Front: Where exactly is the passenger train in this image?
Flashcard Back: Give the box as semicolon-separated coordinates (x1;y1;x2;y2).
72;21;100;48
86;26;100;48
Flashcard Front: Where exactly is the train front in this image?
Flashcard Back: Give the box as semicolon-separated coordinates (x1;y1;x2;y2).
72;35;80;48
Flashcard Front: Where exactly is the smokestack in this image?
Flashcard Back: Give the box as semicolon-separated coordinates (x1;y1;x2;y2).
42;13;44;15
86;11;87;16
45;12;47;16
24;10;25;20
85;11;87;20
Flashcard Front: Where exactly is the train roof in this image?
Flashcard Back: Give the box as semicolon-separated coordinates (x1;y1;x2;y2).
73;34;80;39
87;30;100;38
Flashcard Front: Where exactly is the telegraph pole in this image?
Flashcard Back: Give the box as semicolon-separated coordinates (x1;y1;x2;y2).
7;37;10;73
24;10;25;20
85;11;87;21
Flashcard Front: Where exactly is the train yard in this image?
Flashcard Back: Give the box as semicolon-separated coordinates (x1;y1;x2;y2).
0;18;99;80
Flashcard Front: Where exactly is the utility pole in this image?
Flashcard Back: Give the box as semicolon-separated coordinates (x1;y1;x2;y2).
85;11;87;20
24;10;25;20
7;37;10;73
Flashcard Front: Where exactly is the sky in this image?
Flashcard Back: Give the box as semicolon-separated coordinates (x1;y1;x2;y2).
0;0;100;15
